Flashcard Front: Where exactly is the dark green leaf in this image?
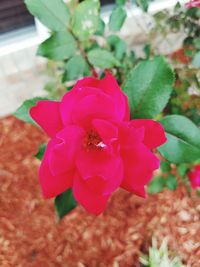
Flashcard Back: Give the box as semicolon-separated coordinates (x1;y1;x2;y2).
35;144;46;160
122;56;174;118
63;55;88;81
55;189;77;220
148;176;165;194
72;0;100;40
165;174;177;191
136;0;149;12
158;115;200;163
95;18;105;36
107;35;127;61
14;97;48;125
37;31;77;60
25;0;70;31
160;161;171;173
174;1;181;10
88;49;120;68
143;43;151;59
109;6;127;32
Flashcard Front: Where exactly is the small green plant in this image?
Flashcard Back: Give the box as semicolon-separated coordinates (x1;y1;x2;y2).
140;238;185;267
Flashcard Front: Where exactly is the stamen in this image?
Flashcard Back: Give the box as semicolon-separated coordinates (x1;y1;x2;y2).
84;129;105;151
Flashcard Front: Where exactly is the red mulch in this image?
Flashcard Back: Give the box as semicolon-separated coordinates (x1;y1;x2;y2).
0;116;200;267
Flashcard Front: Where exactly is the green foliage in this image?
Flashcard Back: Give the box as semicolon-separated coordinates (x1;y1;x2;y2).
107;35;127;61
143;43;151;59
35;144;47;160
87;49;120;68
177;164;188;177
148;176;165;194
194;38;200;49
55;189;77;220
136;0;150;12
165;174;177;191
25;0;70;31
158;115;200;163
116;0;126;5
14;97;48;125
37;31;77;60
140;238;185;267
72;0;100;40
95;18;105;36
160;161;171;173
63;55;89;81
122;56;174;119
109;6;127;32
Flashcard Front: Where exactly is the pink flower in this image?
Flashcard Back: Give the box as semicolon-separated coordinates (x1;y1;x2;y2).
185;0;200;8
30;73;166;215
188;165;200;189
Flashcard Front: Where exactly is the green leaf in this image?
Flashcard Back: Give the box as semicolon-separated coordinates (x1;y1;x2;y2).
109;6;127;32
88;49;120;68
72;0;100;40
37;31;77;60
192;52;200;68
63;55;88;81
122;56;174;118
107;35;127;61
55;189;77;220
35;144;46;160
160;161;171;173
165;174;177;191
136;0;149;12
95;18;105;36
194;38;200;49
177;164;188;177
158;115;200;163
143;43;151;59
14;97;48;125
25;0;70;31
148;176;165;194
116;0;126;5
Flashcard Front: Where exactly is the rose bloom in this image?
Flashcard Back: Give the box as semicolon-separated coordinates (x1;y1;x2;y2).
185;0;200;8
30;73;166;215
188;164;200;189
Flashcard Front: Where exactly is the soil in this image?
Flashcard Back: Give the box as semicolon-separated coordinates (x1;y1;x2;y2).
0;116;200;267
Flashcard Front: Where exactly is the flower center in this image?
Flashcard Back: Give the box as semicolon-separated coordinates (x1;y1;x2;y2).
84;129;105;151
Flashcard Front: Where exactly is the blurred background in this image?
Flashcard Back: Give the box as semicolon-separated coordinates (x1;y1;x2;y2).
0;0;185;118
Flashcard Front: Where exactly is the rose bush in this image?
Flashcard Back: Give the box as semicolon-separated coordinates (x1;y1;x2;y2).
30;73;166;215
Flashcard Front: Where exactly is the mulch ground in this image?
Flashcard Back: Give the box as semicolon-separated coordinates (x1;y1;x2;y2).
0;116;200;267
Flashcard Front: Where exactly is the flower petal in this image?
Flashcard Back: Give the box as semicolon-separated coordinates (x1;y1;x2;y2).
73;173;109;215
120;142;159;196
30;100;63;138
76;150;123;195
48;126;85;176
71;93;116;126
98;72;130;121
60;86;101;125
92;119;118;144
60;73;129;126
39;139;73;198
131;119;167;149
